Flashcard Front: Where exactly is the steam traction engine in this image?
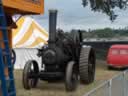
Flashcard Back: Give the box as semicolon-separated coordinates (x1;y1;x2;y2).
23;10;96;91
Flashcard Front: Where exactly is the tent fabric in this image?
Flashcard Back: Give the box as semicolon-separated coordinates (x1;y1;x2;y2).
12;17;48;69
14;48;42;69
12;17;48;48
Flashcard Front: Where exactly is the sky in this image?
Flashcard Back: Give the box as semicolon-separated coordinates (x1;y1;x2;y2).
33;0;128;31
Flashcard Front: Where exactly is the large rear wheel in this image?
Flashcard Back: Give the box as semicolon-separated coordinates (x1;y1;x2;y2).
79;46;96;84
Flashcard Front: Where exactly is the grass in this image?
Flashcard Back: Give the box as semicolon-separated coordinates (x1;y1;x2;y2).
14;60;119;96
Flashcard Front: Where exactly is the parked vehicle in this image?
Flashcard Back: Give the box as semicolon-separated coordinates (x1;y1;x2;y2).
23;10;96;91
107;44;128;69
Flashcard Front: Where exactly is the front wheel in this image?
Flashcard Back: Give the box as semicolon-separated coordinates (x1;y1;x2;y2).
11;49;16;65
107;66;113;70
2;49;16;68
23;60;39;90
65;61;79;91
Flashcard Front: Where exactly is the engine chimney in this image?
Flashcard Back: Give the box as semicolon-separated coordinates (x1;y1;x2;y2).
48;9;58;47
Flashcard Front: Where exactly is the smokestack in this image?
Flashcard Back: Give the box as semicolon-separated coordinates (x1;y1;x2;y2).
79;30;83;42
48;9;58;46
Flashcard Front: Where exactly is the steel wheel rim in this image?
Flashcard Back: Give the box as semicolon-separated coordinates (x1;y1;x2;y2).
27;62;36;87
88;57;95;80
72;65;78;87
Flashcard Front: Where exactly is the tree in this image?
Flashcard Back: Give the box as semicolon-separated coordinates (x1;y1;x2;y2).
82;0;128;21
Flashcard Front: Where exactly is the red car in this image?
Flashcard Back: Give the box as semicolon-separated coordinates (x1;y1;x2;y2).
107;45;128;69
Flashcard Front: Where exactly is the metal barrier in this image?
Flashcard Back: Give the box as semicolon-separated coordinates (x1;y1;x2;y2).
84;70;128;96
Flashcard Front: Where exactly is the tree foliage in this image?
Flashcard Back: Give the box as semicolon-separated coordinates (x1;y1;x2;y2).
81;27;128;38
82;0;128;21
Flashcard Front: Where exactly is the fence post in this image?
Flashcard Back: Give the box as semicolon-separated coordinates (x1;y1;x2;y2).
123;72;125;96
109;80;112;96
123;71;128;96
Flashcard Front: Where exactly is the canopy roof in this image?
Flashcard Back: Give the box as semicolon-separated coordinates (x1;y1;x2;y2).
2;0;44;14
12;16;48;48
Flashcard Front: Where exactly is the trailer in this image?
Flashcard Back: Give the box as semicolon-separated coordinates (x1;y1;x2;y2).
0;0;44;96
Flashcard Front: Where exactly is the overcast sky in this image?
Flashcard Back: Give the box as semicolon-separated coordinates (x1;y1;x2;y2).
33;0;128;31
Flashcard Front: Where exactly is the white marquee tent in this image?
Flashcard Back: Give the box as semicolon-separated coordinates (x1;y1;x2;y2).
12;17;48;69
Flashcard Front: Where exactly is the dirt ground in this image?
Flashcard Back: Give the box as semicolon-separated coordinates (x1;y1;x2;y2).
14;60;120;96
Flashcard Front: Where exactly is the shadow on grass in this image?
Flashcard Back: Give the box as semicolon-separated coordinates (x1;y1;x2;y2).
37;81;66;91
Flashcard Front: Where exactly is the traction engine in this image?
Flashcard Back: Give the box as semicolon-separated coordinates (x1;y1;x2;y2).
23;10;96;91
